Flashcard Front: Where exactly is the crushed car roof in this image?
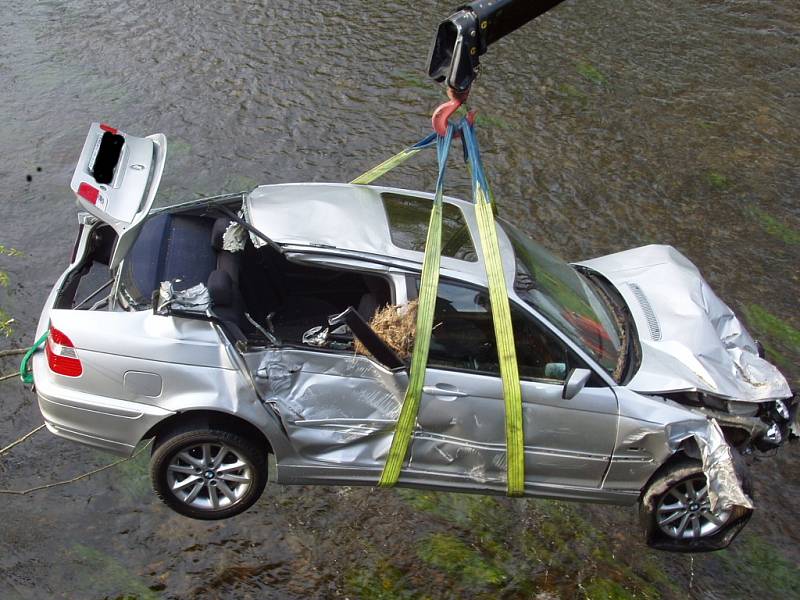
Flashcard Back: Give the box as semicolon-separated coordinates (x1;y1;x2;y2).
245;183;516;286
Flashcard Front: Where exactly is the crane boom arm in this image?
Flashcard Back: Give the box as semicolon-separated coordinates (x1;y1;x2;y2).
427;0;567;92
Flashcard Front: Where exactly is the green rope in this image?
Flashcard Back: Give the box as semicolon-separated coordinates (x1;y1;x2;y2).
19;332;48;385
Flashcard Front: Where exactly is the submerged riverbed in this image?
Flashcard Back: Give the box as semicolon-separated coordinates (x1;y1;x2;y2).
1;1;798;598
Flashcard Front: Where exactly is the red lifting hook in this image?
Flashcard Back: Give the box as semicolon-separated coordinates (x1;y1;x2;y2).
431;87;473;136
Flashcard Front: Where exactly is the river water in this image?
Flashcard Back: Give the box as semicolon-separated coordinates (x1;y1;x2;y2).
1;1;798;598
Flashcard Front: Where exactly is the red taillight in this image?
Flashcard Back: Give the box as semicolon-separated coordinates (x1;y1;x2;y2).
77;182;100;205
99;123;118;134
46;325;83;377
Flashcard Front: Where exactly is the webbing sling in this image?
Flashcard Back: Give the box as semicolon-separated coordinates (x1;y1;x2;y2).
350;133;437;185
461;121;524;496
378;125;455;487
353;120;525;496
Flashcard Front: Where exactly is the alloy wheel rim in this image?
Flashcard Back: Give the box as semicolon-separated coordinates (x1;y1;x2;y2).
656;475;731;539
166;442;253;510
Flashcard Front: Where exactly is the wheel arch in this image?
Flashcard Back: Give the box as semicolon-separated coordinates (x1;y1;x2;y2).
142;409;273;456
638;439;701;503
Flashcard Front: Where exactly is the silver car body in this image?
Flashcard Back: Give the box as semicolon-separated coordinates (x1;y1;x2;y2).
32;126;795;509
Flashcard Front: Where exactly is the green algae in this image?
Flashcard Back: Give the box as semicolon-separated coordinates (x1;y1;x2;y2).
582;577;636;600
393;70;430;91
418;533;507;587
557;83;589;105
576;62;606;85
742;304;799;370
344;561;415;600
114;445;152;500
718;536;800;597
71;544;159;600
707;171;729;189
749;207;800;244
398;490;668;598
475;113;512;130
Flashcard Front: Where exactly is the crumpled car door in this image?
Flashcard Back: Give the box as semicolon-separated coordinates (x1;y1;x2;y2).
251;347;407;468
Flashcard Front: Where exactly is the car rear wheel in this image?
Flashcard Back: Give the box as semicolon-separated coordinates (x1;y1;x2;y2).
151;427;267;519
640;457;752;552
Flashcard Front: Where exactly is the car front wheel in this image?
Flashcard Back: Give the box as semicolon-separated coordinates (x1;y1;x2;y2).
150;427;267;520
640;457;752;552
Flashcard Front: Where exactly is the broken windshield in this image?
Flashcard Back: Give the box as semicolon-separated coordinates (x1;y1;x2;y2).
499;219;622;375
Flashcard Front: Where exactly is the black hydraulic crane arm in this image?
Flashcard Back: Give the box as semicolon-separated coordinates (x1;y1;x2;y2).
427;0;568;93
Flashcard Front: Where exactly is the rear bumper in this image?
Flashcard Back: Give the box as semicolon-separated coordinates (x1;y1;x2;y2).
34;353;173;456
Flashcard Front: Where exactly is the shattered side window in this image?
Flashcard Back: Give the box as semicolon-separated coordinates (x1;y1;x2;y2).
382;193;477;262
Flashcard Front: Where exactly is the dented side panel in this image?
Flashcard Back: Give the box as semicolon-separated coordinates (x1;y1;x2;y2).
410;369;618;488
606;388;753;511
247;348;406;469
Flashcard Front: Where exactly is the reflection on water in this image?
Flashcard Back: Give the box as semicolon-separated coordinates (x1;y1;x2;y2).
1;1;798;598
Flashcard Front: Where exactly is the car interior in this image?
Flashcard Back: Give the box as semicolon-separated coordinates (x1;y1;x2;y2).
116;211;393;348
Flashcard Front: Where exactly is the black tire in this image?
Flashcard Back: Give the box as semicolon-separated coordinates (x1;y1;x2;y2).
639;456;753;552
150;427;268;520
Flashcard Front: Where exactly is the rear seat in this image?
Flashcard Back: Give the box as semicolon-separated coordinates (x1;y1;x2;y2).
207;268;248;342
210;217;241;287
120;214;217;308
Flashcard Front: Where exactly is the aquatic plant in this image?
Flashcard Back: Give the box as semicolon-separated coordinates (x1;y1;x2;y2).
71;544;160;600
576;62;606;85
742;304;799;373
707;171;729;189
749;207;800;245
718;535;800;597
0;245;23;336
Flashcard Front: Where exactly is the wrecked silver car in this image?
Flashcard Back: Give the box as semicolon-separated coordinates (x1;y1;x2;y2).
31;124;797;551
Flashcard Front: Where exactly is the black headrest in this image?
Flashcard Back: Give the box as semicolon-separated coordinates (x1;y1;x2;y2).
211;217;231;251
207;269;233;306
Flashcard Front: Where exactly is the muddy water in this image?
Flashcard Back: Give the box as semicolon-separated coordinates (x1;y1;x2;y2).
1;1;798;598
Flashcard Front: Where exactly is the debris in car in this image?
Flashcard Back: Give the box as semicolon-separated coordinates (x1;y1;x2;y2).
155;281;212;316
221;220;247;253
355;300;418;360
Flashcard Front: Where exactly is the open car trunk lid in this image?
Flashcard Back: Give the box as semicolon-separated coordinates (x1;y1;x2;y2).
578;244;791;402
70;123;167;268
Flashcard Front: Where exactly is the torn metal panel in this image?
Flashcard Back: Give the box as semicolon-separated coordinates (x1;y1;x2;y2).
608;388;753;512
660;418;754;512
578;245;791;402
693;419;754;511
155;281;211;315
251;348;405;467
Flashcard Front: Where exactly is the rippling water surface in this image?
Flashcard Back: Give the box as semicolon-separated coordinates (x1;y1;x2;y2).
1;1;798;598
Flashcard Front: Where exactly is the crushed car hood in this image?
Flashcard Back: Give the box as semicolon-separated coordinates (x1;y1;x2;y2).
578;245;791;402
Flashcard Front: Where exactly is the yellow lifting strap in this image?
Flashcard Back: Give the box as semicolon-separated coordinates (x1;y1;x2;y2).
465;123;524;495
378;125;454;486
350;133;437;185
353;120;524;496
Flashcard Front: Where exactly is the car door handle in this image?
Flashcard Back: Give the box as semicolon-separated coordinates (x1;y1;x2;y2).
422;384;468;398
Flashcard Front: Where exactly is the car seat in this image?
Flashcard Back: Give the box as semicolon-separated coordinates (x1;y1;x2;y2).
207;269;248;343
